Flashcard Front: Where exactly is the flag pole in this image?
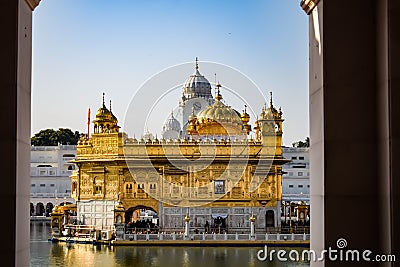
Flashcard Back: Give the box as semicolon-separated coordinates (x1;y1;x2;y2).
87;108;91;139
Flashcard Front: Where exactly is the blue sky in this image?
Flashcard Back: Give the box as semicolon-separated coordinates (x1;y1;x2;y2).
32;0;309;146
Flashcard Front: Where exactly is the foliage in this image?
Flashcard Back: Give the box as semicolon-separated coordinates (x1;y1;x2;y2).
292;137;310;148
31;128;83;146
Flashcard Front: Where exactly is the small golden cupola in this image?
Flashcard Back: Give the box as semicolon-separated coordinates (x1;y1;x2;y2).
241;105;251;135
93;93;120;134
260;92;283;120
256;91;284;155
186;107;198;135
187;83;246;137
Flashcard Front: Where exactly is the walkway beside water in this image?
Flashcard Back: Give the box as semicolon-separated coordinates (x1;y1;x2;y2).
114;232;309;247
111;239;309;247
51;232;310;247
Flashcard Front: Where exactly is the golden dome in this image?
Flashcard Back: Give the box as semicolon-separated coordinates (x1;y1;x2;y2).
92;93;120;133
96;93;113;119
197;101;242;125
189;85;246;136
96;106;111;117
94;95;118;122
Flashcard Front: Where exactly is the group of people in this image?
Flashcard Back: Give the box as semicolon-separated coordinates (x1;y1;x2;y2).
201;219;227;234
125;219;159;234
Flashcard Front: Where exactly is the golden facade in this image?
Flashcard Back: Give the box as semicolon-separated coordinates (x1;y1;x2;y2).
70;65;288;233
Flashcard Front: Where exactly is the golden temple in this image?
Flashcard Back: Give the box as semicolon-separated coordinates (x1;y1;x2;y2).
60;61;288;234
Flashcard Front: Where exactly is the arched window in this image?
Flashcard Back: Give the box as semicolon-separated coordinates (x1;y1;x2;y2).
93;177;102;195
116;215;122;224
125;183;133;193
35;203;44;216
72;182;77;193
30;203;34;216
95;185;102;194
45;203;54;216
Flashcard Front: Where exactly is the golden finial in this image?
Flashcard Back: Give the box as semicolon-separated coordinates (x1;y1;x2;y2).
215;83;222;101
242;105;249;119
195;57;199;70
250;211;256;222
185;213;190;222
269;92;273;107
102;92;105;107
184;208;190;222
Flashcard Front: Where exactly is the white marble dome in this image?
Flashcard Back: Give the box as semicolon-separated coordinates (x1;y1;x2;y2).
162;112;181;132
182;59;213;101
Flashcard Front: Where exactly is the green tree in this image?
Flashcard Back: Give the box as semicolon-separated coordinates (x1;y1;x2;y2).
31;128;83;146
292;137;310;148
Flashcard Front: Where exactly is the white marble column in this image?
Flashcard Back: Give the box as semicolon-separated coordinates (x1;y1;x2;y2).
249;213;256;240
184;213;190;240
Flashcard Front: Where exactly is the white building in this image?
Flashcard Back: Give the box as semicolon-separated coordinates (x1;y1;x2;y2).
282;146;310;203
30;144;77;216
161;58;215;139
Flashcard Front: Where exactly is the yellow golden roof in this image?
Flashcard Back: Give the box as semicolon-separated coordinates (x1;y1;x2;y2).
196;100;242;125
96;106;111;117
94;94;117;122
188;85;246;136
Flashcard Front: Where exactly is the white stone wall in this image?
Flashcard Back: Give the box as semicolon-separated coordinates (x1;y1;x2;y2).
77;200;116;229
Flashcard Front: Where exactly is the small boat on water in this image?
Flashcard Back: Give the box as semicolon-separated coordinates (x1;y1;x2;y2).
49;204;115;245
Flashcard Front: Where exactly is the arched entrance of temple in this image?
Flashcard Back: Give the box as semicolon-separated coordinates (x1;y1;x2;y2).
266;210;275;227
125;206;159;233
211;214;228;233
